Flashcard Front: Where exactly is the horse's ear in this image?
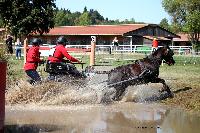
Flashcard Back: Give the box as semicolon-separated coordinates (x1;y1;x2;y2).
163;45;169;55
163;45;169;49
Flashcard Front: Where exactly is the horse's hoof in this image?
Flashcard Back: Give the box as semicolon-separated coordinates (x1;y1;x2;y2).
159;89;164;93
112;96;120;101
168;92;174;98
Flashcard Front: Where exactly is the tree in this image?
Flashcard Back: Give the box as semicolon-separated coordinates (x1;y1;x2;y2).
130;18;135;23
89;9;104;25
159;18;170;30
162;0;200;47
72;11;81;25
121;18;135;24
170;22;182;33
0;16;3;27
0;0;56;37
184;10;200;45
77;12;92;26
83;6;88;13
54;9;73;26
53;7;139;26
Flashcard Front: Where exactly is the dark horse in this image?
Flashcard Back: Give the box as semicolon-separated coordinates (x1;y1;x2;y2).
107;45;175;101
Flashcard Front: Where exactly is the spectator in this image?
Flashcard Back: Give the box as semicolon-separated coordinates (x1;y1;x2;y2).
112;37;119;52
6;35;13;55
15;38;22;60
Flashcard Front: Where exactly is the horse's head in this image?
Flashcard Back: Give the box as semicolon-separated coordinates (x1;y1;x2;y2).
161;45;175;65
152;45;175;66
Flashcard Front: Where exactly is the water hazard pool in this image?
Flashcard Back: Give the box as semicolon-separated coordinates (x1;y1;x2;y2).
5;103;200;133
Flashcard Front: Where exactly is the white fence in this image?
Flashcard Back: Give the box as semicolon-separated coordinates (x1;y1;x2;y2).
0;43;195;56
67;44;193;54
68;44;193;55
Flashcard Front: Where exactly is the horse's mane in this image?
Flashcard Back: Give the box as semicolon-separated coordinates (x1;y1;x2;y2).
141;47;165;65
151;47;163;56
114;46;167;70
147;46;169;59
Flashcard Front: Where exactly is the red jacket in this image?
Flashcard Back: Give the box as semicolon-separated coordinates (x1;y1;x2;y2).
24;46;42;70
152;39;158;47
47;44;80;63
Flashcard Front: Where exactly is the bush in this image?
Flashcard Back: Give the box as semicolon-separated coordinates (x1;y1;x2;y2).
0;42;8;61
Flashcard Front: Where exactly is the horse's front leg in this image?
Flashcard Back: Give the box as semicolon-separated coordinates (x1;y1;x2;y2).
151;78;173;97
112;83;129;101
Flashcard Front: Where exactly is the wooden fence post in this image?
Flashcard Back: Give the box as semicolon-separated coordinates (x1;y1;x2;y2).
90;36;96;66
23;38;28;64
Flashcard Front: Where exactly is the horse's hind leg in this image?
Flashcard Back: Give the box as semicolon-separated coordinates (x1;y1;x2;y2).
152;78;173;98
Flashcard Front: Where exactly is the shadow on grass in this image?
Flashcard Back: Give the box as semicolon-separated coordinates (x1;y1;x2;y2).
141;87;192;103
173;87;192;94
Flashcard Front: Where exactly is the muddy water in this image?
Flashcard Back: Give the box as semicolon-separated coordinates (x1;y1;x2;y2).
5;66;200;133
5;103;200;133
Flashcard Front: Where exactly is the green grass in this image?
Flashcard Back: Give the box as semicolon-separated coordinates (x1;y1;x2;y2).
7;53;200;80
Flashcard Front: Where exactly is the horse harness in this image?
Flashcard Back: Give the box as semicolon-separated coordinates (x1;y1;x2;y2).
136;60;151;77
87;56;162;87
105;60;151;87
107;69;149;87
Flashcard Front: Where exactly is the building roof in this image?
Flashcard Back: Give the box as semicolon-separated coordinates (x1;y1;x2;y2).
143;36;170;41
173;33;190;42
44;24;148;36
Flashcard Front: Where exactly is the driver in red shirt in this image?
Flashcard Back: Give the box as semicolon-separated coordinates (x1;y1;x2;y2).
47;36;84;78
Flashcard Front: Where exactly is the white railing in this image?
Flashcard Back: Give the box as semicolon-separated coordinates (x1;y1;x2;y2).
0;43;195;56
95;45;193;55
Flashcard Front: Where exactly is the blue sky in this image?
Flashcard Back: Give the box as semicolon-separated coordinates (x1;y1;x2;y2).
55;0;170;24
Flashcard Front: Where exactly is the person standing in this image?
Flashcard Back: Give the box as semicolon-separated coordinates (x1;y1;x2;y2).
5;35;13;55
112;37;119;51
152;37;158;52
15;38;22;60
24;38;44;85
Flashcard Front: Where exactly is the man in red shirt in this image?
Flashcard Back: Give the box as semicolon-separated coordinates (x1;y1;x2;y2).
24;38;44;85
152;37;158;52
47;36;84;79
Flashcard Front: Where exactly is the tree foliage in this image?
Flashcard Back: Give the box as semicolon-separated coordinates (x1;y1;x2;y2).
162;0;200;44
0;0;56;37
54;9;73;26
0;16;3;27
159;18;181;33
159;18;170;30
89;9;104;25
77;12;92;26
184;10;200;44
53;7;137;26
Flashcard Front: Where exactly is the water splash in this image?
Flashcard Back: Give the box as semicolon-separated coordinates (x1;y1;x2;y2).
6;75;168;106
6;74;112;105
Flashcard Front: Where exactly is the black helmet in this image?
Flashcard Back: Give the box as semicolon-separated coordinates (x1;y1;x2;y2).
57;36;68;45
32;38;42;45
